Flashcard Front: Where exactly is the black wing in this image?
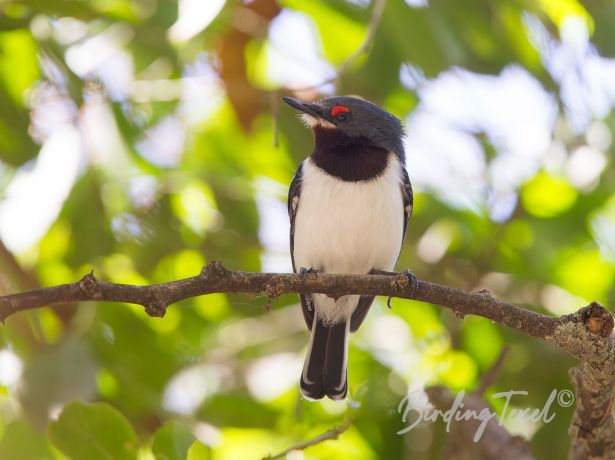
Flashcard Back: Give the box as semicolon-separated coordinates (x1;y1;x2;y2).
288;162;314;329
401;167;413;238
288;162;303;273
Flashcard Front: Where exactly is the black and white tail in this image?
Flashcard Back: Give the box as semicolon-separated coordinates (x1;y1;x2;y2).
300;315;349;400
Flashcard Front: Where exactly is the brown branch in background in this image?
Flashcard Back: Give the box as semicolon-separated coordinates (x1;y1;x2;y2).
424;347;535;460
217;0;281;130
0;260;613;458
262;419;350;460
0;239;38;291
0;238;75;343
475;345;509;396
425;392;534;460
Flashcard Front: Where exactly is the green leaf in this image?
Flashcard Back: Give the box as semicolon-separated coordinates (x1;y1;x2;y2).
49;401;139;460
186;440;211;460
462;317;504;370
0;420;54;460
521;172;578;218
0;29;39;106
152;421;196;460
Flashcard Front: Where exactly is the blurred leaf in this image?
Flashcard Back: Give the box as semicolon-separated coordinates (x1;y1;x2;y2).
0;91;37;165
521;172;578;218
89;306;179;419
186;440;211;460
555;248;615;300
0;29;39;106
0;419;54;460
213;427;279;460
537;0;593;32
49;401;139;460
152;421;196;460
19;337;97;428
462;317;504;370
438;350;478;390
394;299;444;338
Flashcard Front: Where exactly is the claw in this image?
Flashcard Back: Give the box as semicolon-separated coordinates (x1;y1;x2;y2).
299;267;319;277
403;269;418;297
387;296;393;309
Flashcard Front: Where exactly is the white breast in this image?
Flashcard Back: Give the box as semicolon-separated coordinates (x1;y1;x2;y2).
293;156;405;323
293;156;405;274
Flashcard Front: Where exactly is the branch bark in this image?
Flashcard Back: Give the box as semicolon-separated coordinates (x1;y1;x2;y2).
0;260;613;458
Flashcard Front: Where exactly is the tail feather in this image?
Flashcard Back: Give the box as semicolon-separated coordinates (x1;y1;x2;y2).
323;320;349;400
300;317;327;399
300;315;349;401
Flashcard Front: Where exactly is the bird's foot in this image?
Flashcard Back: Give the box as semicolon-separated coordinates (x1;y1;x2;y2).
403;269;419;298
299;267;319;278
376;269;417;308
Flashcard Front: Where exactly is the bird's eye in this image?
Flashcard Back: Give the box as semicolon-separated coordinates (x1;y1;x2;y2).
331;105;351;122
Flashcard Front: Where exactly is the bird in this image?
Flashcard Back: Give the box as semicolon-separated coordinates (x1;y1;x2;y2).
283;95;415;400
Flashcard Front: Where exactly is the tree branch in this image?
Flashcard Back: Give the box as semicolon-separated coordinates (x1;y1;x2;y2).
262;419;351;460
0;260;613;458
423;347;535;460
426;386;535;460
567;306;615;460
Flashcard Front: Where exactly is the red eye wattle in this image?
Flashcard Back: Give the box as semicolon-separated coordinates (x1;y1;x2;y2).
331;105;350;117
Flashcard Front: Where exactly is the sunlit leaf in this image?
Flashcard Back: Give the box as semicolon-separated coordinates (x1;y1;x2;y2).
555;248;614;300
462;317;503;370
537;0;594;33
0;29;39;105
438;350;478;390
521;172;577;218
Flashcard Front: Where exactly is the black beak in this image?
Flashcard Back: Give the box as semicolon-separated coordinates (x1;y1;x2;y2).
281;96;323;119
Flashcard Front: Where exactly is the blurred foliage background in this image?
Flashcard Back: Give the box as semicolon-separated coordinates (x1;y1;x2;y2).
0;0;615;458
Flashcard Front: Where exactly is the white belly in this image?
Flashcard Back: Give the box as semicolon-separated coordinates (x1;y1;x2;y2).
293;156;406;323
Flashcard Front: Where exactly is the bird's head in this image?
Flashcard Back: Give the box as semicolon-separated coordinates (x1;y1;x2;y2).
282;96;405;159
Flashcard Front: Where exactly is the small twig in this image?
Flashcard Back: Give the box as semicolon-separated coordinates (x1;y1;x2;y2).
335;0;386;77
271;89;280;147
262;419;351;460
475;346;509;396
284;0;387;93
